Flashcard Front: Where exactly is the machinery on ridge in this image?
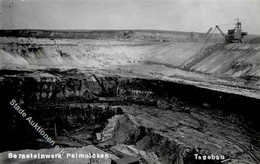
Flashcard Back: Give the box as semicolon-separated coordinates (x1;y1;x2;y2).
205;19;248;43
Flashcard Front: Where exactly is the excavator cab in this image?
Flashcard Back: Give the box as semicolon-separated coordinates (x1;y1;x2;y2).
226;20;248;43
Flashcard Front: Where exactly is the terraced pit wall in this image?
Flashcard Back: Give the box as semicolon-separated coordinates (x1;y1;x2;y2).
1;74;260;152
1;37;259;86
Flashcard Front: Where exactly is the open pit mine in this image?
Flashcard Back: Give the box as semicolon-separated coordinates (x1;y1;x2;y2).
0;28;260;164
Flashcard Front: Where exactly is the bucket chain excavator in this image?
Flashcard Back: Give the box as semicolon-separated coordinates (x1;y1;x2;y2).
205;19;248;44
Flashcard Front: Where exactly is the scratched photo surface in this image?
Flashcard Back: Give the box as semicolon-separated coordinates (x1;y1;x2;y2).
0;0;260;164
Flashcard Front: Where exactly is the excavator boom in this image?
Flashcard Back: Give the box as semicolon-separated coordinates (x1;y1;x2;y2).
216;26;226;38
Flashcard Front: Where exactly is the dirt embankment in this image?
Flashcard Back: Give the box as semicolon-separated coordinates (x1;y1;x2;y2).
1;37;259;80
145;43;260;79
0;29;192;41
1;35;260;98
0;38;153;69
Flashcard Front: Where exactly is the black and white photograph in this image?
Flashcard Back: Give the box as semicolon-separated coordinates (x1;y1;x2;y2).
0;0;260;163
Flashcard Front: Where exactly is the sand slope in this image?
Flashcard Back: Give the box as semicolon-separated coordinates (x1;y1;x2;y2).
0;37;259;88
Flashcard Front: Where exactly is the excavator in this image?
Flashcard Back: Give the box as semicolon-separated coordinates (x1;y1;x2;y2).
183;20;248;70
205;19;248;43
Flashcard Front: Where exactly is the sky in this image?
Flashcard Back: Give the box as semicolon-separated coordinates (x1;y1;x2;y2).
0;0;260;34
